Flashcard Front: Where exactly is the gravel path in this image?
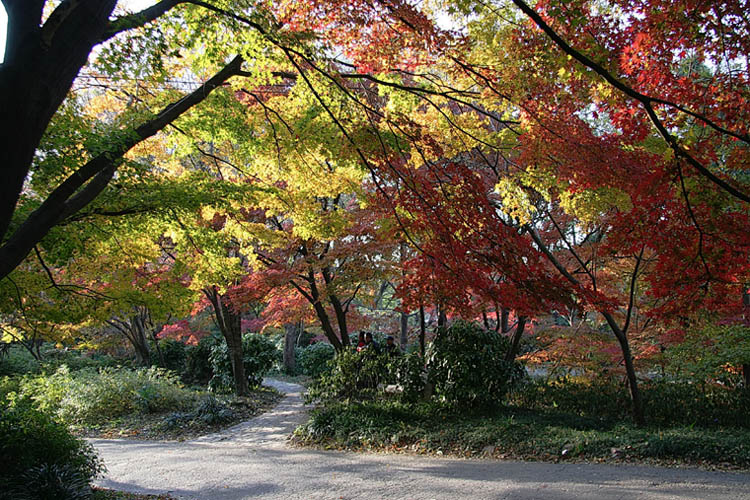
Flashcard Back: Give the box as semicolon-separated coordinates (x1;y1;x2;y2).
91;379;750;500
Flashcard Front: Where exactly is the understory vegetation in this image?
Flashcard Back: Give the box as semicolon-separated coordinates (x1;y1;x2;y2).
0;340;282;498
295;322;750;470
2;0;750;497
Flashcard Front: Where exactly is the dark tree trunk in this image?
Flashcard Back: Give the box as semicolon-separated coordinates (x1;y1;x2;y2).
321;267;350;347
0;0;118;242
528;225;646;426
743;364;750;389
504;316;528;363
501;308;510;334
329;293;350;347
400;310;409;348
204;286;249;396
283;323;298;374
130;311;152;367
419;305;426;358
0;43;243;279
603;314;645;426
300;271;344;351
437;304;447;328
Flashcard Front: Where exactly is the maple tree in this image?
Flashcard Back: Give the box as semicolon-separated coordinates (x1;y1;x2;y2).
2;0;748;427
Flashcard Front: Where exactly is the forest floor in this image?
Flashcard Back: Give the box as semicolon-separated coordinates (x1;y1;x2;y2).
90;378;750;500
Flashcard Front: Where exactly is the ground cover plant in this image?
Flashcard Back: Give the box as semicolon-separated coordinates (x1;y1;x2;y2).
294;379;750;470
92;490;176;500
296;321;750;470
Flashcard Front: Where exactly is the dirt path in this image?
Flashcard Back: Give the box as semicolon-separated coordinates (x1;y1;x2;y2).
91;379;750;500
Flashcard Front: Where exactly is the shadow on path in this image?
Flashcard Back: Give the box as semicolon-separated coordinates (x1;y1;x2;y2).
91;378;750;500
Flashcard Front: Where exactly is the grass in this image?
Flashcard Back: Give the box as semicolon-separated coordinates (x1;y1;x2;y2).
293;379;750;470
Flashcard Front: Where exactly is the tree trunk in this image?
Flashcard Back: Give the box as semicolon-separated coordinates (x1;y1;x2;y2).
528;225;646;426
0;53;244;280
283;323;298;374
437;304;447;327
321;267;350;347
743;364;750;389
419;305;426;358
400;311;409;348
130;310;151;367
204;286;249;396
504;316;528;363
604;314;645;426
302;272;344;351
501;308;510;334
149;325;166;368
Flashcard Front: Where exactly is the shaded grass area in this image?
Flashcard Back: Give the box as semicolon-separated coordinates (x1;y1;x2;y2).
77;387;282;441
294;380;750;470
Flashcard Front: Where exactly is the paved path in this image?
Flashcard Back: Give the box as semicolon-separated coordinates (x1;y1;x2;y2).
92;379;750;500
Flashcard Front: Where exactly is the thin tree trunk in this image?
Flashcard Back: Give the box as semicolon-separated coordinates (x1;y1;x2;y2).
298;272;344;351
321;267;350;347
437;304;447;327
419;305;426;357
204;286;249;396
743;364;750;389
283;323;298;374
400;311;409;348
504;316;528;363
501;308;510;334
604;314;645;426
528;224;646;426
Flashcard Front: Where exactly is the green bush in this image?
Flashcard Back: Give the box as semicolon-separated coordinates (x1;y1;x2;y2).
39;346;117;373
306;348;420;404
0;400;103;500
11;464;93;500
0;345;40;376
427;320;522;408
208;333;277;393
298;342;336;377
392;351;426;402
60;367;193;423
509;376;750;428
296;399;750;467
183;334;221;385
10;366;195;425
153;339;187;373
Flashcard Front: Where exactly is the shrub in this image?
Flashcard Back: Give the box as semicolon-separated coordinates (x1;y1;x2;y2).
39;346;117;373
208;333;277;393
306;350;387;403
305;348;419;404
392;351;426;402
11;366;195;424
0;345;40;376
194;394;235;424
298;342;336;377
183;333;221;385
10;464;92;500
426;320;522;408
0;400;103;500
57;367;193;424
509;376;750;428
153;339;187;373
